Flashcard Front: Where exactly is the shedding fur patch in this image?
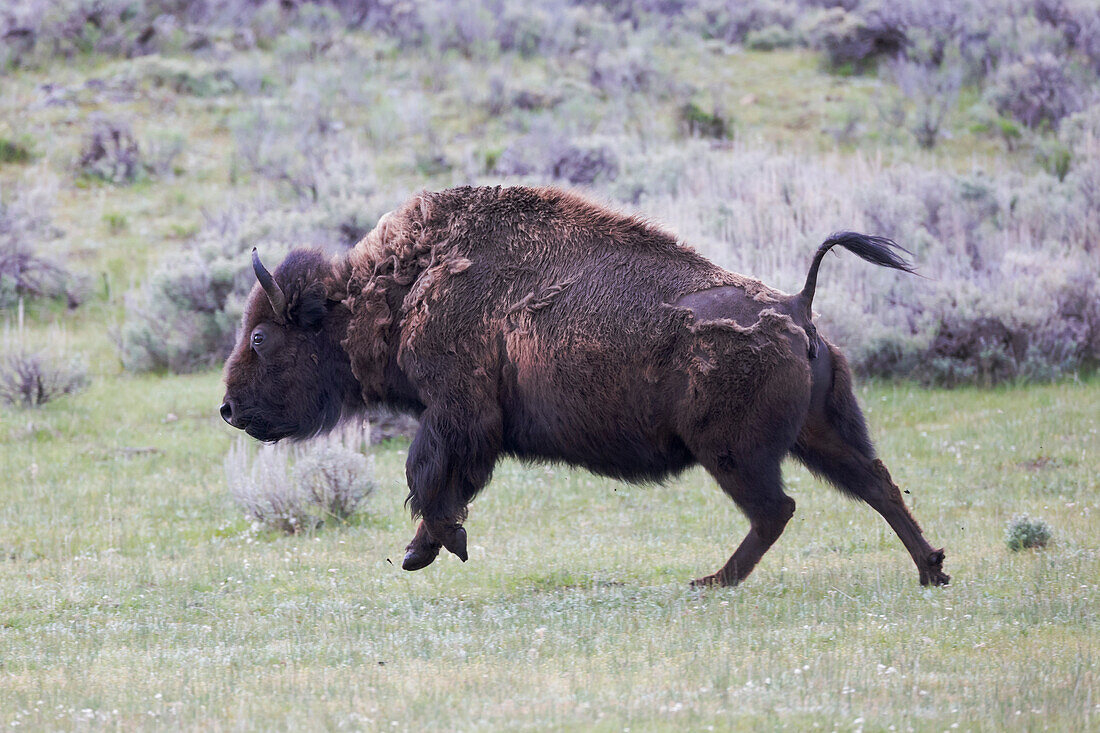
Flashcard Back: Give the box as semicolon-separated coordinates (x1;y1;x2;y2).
400;248;472;347
504;275;579;335
342;193;466;399
683;308;808;383
751;289;781;304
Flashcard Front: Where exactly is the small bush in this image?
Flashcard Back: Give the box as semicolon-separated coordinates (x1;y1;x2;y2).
552;145;620;186
890;58;962;149
226;420;375;534
0;137;33;165
127;56;237;97
986;53;1082;130
226;441;313;534
0;240;68;308
926;316;1022;387
807;7;906;73
0;347;89;408
1059;102;1100;155
1005;514;1052;551
683;0;798;46
744;24;797;51
493;134;619;185
230;107;335;201
0;179;75;308
588;43;661;96
294;443;374;522
485;76;562;116
678;102;730;139
143;130;185;180
1036;140;1073;181
76;117;144;185
824;102;866;145
103;211;128;233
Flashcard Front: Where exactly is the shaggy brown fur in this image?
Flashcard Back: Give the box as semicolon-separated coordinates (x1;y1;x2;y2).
221;185;949;587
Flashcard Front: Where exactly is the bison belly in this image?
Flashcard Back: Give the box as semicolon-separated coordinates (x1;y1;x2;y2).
496;321;694;481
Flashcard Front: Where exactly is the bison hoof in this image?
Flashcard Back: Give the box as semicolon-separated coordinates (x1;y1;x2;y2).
402;543;441;572
690;574;722;588
921;569;951;586
919;548;950;586
441;526;468;562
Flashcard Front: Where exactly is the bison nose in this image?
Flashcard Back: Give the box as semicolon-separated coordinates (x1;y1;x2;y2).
220;400;235;425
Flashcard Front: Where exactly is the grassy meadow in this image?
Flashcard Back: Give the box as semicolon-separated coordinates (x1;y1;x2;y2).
2;1;1100;730
1;372;1097;729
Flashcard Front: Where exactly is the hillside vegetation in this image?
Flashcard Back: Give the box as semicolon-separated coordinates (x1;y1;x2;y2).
2;0;1098;382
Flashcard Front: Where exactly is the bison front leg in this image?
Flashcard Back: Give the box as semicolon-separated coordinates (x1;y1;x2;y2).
402;520;442;571
402;405;501;572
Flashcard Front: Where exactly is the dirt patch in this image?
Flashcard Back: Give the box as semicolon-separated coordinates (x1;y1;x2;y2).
1018;455;1063;471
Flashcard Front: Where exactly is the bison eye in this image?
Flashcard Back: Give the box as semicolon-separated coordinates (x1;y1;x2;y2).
249;324;283;356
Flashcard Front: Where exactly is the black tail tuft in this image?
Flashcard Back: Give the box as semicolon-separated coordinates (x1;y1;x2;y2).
800;231;915;308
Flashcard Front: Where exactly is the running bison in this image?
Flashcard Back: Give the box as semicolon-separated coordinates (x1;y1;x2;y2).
221;185;949;587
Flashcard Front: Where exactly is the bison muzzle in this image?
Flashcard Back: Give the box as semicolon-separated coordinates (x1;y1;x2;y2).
221;186;949;588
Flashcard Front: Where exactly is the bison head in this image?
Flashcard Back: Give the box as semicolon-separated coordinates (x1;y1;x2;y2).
220;248;359;442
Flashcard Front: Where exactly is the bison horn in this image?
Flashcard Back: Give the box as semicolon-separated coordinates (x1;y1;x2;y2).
252;248;286;319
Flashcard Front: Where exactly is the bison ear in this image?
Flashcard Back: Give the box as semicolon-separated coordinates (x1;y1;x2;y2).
287;281;328;330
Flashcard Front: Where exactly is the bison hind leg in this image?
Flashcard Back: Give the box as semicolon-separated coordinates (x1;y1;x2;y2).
792;343;949;586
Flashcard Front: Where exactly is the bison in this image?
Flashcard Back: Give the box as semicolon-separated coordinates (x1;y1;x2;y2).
221;185;949;587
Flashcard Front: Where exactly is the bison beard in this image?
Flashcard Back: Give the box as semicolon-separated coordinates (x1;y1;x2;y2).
221;186;949;588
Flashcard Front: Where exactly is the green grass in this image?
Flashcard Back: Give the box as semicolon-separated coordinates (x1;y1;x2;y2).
1;373;1096;729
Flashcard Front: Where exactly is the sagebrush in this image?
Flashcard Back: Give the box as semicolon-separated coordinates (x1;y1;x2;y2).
1005;514;1053;551
0;178;74;308
118;125;398;372
225;420;375;533
1003;512;1051;548
0;346;88;408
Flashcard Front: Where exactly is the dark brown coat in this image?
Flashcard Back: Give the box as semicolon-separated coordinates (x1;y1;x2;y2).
222;186;949;587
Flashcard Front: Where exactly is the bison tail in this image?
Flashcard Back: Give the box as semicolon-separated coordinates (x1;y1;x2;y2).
798;232;916;312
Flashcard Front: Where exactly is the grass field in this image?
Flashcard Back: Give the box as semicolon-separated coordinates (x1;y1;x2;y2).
1;372;1096;730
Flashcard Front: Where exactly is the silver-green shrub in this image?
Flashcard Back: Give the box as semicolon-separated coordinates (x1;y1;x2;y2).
75;115;183;186
293;422;375;522
0;178;73;308
1005;514;1052;551
889;58;962;149
493;131;619;186
986;53;1083;130
805;7;905;72
76;117;145;185
226;421;375;534
225;440;314;535
0;345;89;408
